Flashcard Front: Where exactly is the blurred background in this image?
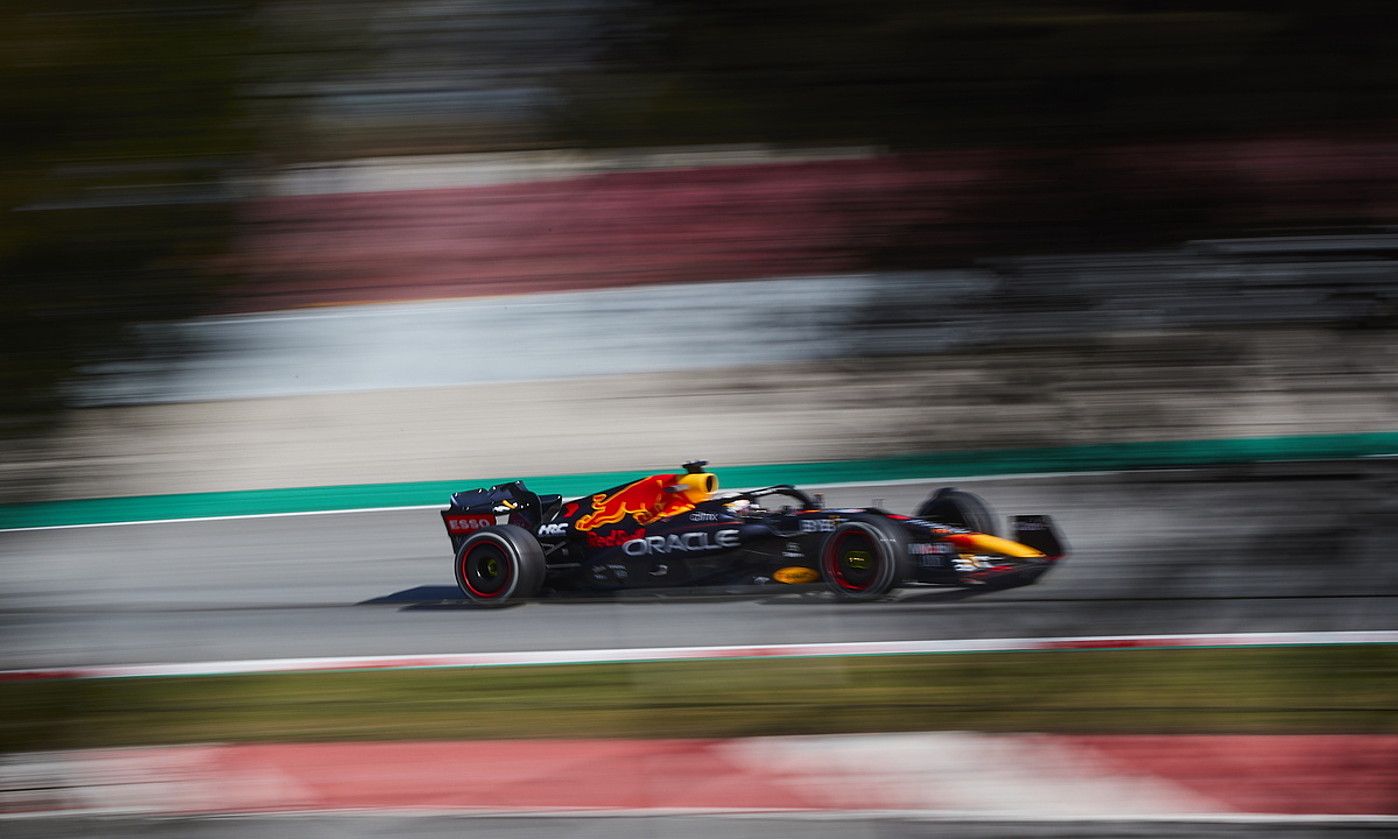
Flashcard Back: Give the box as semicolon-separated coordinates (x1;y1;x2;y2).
2;3;1397;835
3;0;1395;501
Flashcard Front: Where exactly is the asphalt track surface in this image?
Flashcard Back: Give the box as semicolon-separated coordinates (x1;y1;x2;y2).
7;814;1394;839
3;463;1396;669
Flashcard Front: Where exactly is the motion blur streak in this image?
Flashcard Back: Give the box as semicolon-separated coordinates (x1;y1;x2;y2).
5;473;1395;668
3;2;1396;837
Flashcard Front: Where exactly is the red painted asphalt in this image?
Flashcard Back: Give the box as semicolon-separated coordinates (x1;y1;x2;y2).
1066;735;1398;816
26;735;1393;816
222;740;818;811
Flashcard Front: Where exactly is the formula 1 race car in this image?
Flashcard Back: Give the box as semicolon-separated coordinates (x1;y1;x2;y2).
441;461;1066;606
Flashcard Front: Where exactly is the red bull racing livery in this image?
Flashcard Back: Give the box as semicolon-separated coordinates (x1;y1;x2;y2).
441;461;1066;606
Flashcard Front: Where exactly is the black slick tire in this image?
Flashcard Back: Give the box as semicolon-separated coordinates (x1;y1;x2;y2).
454;524;546;607
916;488;1000;536
819;515;910;602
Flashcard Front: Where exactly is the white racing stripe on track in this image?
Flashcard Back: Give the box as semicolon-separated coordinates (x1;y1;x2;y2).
3;631;1394;682
721;733;1221;816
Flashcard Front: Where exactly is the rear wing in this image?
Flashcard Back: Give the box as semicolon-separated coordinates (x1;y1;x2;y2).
442;481;544;551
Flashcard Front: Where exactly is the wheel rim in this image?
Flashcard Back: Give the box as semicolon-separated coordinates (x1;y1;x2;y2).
824;528;880;592
461;541;514;599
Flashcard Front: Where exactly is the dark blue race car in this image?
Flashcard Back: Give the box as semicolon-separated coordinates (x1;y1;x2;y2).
442;461;1066;606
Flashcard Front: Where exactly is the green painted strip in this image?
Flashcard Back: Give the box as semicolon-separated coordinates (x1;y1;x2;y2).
3;432;1395;530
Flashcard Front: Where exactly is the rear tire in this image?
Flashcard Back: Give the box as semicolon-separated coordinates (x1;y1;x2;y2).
454;524;545;607
916;488;1000;536
820;515;910;602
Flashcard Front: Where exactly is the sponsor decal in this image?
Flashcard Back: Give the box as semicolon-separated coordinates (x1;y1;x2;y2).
538;522;569;538
799;519;837;533
781;541;804;560
649;564;669;577
587;528;645;548
622;529;740;556
773;566;821;585
953;554;998;572
911;542;953;568
574;477;672;531
909;542;953;555
445;514;494;533
689;511;721;522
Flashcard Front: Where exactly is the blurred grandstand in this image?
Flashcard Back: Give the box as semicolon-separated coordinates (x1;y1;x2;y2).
3;0;1396;497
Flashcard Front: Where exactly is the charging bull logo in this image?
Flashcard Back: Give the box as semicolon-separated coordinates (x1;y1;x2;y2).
574;476;675;531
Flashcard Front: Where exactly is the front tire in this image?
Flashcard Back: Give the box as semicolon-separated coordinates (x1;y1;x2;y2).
820;516;910;602
916;488;1000;535
454;524;545;607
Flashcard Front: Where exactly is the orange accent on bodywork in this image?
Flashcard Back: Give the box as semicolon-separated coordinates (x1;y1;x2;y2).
945;532;1046;558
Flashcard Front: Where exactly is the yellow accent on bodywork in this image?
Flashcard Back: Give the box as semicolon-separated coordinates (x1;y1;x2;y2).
673;472;718;503
956;533;1045;558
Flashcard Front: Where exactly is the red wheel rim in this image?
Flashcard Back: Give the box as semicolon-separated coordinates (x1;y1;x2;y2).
823;528;880;592
460;540;514;599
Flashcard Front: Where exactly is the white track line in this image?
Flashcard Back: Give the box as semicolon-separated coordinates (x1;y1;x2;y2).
3;631;1393;682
